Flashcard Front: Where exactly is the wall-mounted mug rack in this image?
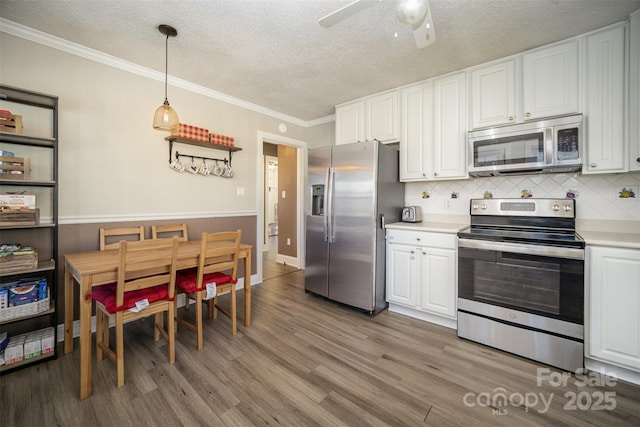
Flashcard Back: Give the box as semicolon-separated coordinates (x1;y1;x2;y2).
165;135;241;166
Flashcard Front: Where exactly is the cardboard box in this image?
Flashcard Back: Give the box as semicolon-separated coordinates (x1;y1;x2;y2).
171;123;209;142
209;132;235;147
40;328;54;354
24;333;41;359
0;194;36;209
4;335;25;365
6;278;47;307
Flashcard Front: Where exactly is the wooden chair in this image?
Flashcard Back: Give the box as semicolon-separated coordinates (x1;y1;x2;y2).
99;226;145;250
93;237;179;388
174;230;242;349
151;223;188;241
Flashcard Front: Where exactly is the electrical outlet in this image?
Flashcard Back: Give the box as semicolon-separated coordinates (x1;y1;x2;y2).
282;190;286;199
286;238;291;246
236;187;245;197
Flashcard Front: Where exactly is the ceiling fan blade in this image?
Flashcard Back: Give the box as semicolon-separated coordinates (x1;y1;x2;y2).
413;10;436;49
319;0;379;28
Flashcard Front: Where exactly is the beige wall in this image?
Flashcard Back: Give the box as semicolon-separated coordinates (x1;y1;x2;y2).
277;145;297;257
0;32;334;318
0;33;332;221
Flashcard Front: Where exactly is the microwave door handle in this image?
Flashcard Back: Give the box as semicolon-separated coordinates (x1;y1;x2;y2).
545;127;554;165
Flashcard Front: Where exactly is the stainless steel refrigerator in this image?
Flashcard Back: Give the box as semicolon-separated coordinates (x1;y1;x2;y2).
305;140;404;314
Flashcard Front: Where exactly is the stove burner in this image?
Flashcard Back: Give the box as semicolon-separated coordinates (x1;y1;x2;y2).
458;198;584;249
457;225;585;248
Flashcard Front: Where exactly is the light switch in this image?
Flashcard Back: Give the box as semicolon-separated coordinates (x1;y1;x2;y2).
236;187;245;196
281;190;286;199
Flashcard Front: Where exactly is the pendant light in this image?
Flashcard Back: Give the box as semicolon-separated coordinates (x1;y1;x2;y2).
153;24;179;131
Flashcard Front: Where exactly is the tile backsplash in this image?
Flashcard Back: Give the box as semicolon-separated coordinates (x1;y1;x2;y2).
405;172;640;223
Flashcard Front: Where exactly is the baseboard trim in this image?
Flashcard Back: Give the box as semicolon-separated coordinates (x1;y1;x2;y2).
275;254;299;268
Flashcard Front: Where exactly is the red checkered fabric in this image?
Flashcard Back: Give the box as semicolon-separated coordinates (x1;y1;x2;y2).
209;132;235;147
172;123;209;142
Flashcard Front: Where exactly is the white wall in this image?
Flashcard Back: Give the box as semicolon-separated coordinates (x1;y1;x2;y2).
0;32;332;223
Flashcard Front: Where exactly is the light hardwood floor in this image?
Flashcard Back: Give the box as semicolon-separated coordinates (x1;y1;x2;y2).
1;259;639;426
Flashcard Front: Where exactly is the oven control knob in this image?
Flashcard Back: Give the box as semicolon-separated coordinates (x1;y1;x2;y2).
472;203;479;210
563;204;572;212
480;203;487;210
552;204;560;211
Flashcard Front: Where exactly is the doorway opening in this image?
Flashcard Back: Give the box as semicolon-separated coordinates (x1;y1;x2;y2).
256;131;307;284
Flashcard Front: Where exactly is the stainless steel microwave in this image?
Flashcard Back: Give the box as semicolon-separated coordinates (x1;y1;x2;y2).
468;114;583;176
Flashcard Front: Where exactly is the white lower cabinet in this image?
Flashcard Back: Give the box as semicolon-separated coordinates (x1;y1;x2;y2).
386;229;457;328
587;246;640;372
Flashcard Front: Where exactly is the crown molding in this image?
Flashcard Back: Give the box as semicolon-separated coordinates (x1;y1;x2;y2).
0;18;335;128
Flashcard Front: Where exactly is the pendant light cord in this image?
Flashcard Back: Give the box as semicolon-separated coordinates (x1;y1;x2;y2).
164;33;169;103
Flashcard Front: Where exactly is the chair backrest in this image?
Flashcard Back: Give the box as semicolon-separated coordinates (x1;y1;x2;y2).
151;224;188;241
197;229;242;285
100;226;145;251
116;237;179;308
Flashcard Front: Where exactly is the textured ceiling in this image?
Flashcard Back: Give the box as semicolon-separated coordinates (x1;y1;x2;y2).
1;0;639;123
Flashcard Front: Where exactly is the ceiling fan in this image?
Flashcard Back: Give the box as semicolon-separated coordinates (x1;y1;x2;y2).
319;0;436;49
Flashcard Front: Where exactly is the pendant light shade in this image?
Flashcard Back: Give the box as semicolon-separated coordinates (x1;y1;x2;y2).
153;24;179;131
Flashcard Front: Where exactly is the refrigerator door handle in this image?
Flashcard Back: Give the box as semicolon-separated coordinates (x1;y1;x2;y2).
379;213;385;229
323;167;331;241
327;166;335;243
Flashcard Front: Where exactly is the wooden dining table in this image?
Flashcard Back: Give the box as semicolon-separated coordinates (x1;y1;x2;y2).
63;239;252;399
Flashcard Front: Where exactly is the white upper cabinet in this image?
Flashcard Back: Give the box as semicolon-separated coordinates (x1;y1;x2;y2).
630;10;640;172
470;59;516;129
400;74;467;182
522;40;580;120
335;90;399;145
335;100;364;145
470;40;579;130
365;90;399;143
399;82;431;180
583;25;626;174
432;72;468;179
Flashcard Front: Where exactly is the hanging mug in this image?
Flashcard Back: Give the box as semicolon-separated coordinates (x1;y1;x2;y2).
198;160;210;176
188;158;199;174
213;161;224;176
223;162;234;178
169;158;184;172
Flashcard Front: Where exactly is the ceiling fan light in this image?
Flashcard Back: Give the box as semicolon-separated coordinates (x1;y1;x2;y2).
396;0;429;27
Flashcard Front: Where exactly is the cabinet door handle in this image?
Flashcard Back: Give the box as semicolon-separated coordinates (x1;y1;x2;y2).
508;116;514;121
525;112;531;118
636;157;640;163
590;163;597;168
422;173;427;177
410;250;415;254
416;237;421;241
434;172;438;177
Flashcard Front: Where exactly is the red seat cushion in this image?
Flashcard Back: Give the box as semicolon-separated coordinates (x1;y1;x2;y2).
175;270;236;293
92;282;169;314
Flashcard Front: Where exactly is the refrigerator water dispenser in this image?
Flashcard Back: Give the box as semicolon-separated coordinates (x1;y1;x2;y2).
311;184;324;216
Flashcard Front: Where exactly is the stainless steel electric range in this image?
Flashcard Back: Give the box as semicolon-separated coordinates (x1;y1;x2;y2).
457;198;585;372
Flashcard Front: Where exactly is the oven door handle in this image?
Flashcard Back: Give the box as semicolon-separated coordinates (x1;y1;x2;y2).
458;238;584;260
